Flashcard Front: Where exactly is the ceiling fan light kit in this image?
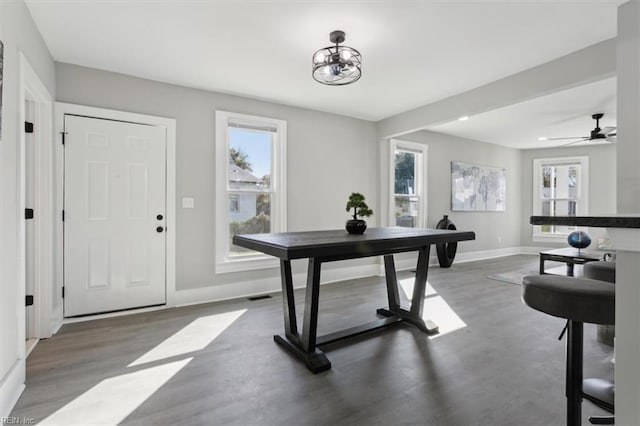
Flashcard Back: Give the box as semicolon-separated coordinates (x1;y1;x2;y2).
312;30;362;86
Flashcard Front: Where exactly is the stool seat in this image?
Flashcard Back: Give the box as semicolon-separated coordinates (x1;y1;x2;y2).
584;261;616;284
522;275;615;325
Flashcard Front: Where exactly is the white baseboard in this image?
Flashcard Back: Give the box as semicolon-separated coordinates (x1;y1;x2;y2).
175;263;380;307
455;246;539;263
0;360;26;419
51;305;63;335
392;246;539;272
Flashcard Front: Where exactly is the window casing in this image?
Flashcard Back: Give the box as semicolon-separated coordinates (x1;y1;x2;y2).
389;140;428;228
532;156;588;241
215;111;287;273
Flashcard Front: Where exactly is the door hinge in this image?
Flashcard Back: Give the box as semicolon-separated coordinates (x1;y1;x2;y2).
25;122;34;134
26;295;34;306
61;132;67;145
25;208;34;220
62;286;65;299
62;210;65;222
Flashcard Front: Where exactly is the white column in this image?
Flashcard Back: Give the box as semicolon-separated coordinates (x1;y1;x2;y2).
615;1;640;424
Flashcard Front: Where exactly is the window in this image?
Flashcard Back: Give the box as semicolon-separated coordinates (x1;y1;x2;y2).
215;111;286;273
532;156;588;240
229;195;239;213
390;140;427;228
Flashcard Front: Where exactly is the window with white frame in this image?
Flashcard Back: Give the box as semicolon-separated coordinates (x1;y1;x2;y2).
390;140;427;228
215;111;286;273
532;156;588;239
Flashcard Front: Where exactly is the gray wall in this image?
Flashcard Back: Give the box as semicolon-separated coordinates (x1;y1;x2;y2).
55;63;378;291
520;144;617;247
389;130;522;254
0;0;55;400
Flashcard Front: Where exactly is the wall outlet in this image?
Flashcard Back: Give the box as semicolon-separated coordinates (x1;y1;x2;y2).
182;197;195;209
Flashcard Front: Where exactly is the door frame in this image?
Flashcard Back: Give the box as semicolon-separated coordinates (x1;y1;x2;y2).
55;102;177;323
19;53;54;340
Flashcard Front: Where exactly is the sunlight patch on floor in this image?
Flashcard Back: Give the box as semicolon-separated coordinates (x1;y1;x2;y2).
399;278;437;299
39;358;192;426
128;309;246;367
425;296;467;339
398;278;466;338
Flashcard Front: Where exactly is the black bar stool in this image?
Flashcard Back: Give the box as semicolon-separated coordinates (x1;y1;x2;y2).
522;275;615;426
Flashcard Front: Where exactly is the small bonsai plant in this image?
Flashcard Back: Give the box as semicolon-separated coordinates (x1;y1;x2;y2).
345;192;373;234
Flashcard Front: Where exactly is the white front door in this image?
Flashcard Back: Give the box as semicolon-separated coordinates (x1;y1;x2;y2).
64;115;167;317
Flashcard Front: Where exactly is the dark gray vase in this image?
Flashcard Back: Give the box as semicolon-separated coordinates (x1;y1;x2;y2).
435;215;457;268
346;219;367;235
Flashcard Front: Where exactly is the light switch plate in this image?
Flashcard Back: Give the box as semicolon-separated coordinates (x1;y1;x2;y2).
182;197;195;209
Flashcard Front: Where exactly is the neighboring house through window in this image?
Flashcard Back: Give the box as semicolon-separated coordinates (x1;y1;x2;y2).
532;156;589;240
390;140;428;228
215;111;287;273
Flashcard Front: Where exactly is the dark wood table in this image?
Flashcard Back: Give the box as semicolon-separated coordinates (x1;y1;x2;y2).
539;247;604;277
233;227;475;373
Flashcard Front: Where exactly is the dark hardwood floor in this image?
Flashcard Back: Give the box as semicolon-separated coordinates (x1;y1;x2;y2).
10;255;613;425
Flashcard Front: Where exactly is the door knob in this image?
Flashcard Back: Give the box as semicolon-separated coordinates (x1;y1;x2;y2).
156;226;164;233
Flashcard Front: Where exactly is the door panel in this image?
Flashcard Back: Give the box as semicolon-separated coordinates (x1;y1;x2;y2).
64;115;166;317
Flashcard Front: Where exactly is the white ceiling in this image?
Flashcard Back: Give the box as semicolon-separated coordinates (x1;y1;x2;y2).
427;77;617;149
26;1;622;122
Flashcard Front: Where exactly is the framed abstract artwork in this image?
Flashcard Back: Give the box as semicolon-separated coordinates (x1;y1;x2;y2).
451;161;506;212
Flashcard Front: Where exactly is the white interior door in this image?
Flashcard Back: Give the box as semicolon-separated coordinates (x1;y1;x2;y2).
64;115;167;317
25;100;35;340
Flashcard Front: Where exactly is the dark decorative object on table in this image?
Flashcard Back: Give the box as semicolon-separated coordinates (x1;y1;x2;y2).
435;215;457;267
567;230;591;252
345;192;373;235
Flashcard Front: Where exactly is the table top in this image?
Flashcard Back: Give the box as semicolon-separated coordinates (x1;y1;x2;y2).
539;247;604;261
232;227;476;261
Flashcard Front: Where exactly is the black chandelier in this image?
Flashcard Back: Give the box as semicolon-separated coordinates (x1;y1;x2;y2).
312;30;362;86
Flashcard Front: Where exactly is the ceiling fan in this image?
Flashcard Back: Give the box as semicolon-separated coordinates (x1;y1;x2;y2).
543;113;616;146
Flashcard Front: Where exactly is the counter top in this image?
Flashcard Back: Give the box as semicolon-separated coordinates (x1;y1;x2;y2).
530;215;640;228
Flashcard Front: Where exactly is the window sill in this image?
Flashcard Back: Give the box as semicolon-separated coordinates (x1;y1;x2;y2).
532;233;571;244
215;256;279;274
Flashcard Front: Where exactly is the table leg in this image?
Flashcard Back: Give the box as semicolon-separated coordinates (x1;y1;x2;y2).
302;258;322;352
273;257;331;374
540;256;546;275
384;255;401;310
567;263;575;277
279;260;297;338
377;246;438;334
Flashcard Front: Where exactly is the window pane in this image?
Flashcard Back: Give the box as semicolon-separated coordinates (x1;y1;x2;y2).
394;196;419;227
229;194;271;256
568;166;579;199
228;128;272;191
541;166;553;199
395;151;416;195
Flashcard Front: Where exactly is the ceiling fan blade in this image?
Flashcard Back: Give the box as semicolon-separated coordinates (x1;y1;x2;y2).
606;135;617;142
562;138;590;146
545;136;589;141
598;126;616;135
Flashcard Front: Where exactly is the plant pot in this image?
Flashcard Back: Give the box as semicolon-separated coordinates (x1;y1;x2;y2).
346;219;367;235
